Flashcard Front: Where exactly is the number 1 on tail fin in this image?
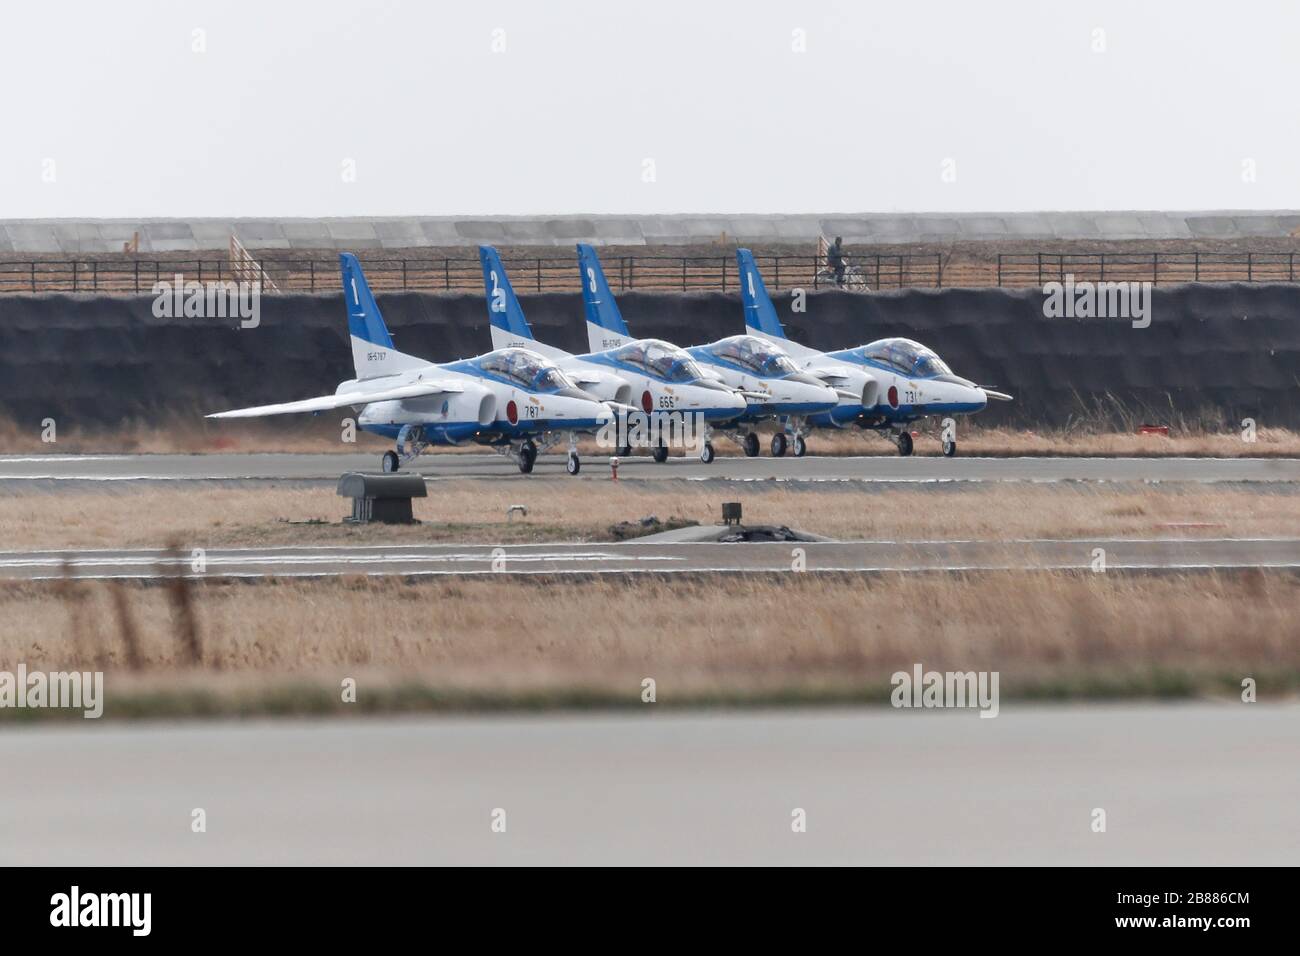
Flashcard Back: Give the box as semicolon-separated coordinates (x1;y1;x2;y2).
340;253;424;379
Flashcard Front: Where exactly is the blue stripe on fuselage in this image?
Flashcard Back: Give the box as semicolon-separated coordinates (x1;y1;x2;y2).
808;404;867;427
740;400;837;420
362;422;484;444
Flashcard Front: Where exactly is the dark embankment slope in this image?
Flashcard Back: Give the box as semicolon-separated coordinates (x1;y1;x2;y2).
1;284;1296;429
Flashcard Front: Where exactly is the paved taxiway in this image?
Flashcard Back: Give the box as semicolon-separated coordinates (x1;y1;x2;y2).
4;537;1298;580
3;452;1299;483
2;705;1294;865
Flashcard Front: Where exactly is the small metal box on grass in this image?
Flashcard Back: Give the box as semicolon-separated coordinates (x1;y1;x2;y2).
337;472;427;524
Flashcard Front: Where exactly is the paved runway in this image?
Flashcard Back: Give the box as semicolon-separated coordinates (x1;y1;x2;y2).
2;705;1294;865
4;537;1298;580
3;452;1299;483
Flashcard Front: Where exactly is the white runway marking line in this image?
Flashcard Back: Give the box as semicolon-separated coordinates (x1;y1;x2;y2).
20;561;1300;581
7;540;1300;580
0;550;683;571
0;540;1279;561
3;453;1300;484
0;538;1295;560
0;456;133;463
0;475;268;481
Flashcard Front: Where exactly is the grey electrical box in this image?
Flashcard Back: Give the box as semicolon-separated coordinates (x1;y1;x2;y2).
721;502;743;525
337;472;428;524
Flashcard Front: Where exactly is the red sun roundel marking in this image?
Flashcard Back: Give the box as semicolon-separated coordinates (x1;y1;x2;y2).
641;390;654;413
887;385;899;408
506;400;518;425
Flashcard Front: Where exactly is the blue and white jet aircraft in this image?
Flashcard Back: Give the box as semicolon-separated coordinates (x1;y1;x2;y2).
557;244;842;458
208;254;613;475
481;245;747;463
737;249;1011;456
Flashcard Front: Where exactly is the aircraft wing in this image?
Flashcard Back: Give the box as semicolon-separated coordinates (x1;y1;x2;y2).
207;381;465;419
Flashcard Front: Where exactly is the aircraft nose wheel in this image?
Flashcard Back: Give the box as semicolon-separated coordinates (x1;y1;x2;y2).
793;435;807;457
700;442;715;464
381;450;400;473
942;438;957;457
566;452;581;475
617;445;632;457
770;433;788;457
895;431;914;456
652;443;669;464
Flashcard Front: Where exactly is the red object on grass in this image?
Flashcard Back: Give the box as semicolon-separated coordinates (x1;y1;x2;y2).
1137;424;1169;436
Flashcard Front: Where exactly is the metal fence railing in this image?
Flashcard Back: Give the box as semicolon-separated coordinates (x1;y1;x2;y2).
995;252;1300;288
5;250;1297;294
0;253;943;295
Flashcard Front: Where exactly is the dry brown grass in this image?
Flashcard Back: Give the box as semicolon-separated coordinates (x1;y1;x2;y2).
2;572;1296;713
826;424;1300;459
0;416;387;455
2;481;1298;550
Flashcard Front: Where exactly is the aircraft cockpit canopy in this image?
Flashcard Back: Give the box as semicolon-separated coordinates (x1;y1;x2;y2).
710;335;799;377
481;348;576;392
613;339;706;383
861;338;951;378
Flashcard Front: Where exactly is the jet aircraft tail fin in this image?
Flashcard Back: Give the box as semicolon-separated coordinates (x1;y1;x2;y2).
577;243;632;352
736;248;789;340
339;253;426;380
479;245;538;350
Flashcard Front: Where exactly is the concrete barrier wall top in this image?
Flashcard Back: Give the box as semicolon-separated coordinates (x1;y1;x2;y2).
5;211;1300;254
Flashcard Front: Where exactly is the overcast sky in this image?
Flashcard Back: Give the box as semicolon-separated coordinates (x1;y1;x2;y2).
2;0;1295;218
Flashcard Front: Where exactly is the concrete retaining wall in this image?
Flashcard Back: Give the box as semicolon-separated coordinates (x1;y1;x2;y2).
5;211;1300;253
2;285;1296;430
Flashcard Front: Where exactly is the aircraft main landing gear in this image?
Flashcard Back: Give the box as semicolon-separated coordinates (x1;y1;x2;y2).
652;442;669;464
700;442;715;464
942;438;957;457
743;432;760;457
386;423;429;472
894;430;914;457
771;433;788;457
518;439;537;474
793;434;807;457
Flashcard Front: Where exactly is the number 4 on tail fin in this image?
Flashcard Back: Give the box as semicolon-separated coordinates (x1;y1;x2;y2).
736;248;789;341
